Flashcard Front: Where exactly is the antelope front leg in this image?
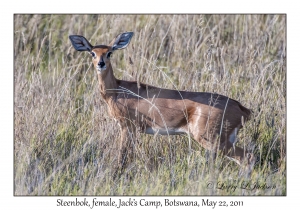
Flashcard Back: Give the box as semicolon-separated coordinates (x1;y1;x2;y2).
118;125;135;170
118;128;128;169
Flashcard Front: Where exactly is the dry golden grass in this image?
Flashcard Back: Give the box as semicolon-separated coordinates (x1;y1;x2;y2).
14;14;286;195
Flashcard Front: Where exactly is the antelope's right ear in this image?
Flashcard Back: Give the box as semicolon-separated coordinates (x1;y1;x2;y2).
69;35;93;52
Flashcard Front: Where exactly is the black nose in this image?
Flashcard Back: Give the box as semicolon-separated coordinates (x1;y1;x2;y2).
99;61;105;68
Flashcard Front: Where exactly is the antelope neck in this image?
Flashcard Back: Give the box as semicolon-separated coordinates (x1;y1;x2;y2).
97;66;118;100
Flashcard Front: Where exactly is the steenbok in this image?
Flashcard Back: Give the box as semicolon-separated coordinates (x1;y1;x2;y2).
69;32;255;173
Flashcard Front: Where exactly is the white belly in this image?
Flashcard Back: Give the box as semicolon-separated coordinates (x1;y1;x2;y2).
145;127;187;135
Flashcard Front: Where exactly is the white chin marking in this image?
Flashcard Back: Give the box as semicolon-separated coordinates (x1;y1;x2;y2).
97;66;106;72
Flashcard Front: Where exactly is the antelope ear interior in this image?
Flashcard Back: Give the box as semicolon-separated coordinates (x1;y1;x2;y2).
110;32;134;51
69;35;94;51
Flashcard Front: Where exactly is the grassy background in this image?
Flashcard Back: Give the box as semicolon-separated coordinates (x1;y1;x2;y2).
14;14;286;195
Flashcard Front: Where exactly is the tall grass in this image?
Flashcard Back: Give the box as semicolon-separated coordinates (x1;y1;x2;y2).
14;14;286;195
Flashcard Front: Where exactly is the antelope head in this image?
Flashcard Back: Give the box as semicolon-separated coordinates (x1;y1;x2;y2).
69;32;134;74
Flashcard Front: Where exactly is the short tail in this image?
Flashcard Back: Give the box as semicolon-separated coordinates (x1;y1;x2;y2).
238;103;252;122
231;98;252;122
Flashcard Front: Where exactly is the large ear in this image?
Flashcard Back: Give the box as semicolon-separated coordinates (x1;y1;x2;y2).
69;35;93;52
109;32;134;51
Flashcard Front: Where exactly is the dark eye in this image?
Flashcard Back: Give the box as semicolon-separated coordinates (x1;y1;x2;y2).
90;52;96;58
106;52;113;59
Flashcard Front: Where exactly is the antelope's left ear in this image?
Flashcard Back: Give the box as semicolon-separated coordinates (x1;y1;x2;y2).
109;32;134;51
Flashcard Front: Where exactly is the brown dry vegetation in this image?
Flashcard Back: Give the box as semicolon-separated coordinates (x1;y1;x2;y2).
14;14;286;195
